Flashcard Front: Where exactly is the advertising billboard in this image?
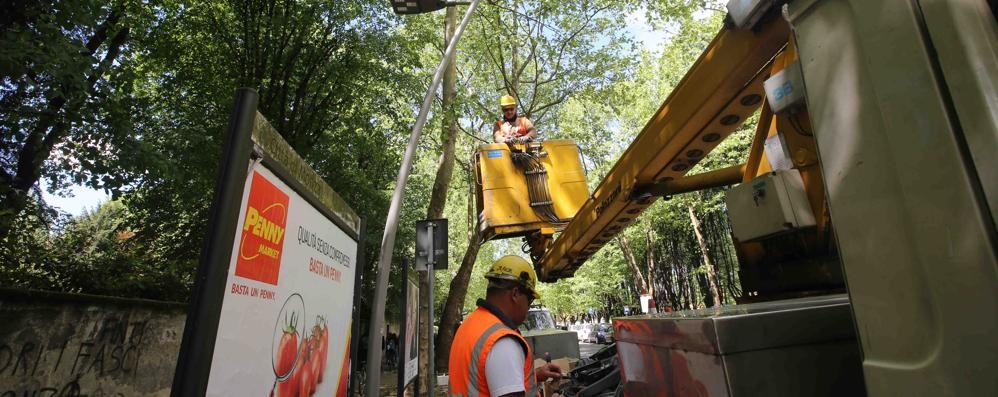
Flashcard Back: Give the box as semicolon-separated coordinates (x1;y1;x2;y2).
172;90;364;397
205;164;357;397
402;275;419;386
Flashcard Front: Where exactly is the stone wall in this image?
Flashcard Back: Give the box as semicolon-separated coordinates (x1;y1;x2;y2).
0;288;186;397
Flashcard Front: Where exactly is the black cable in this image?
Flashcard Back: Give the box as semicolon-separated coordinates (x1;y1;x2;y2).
508;141;567;226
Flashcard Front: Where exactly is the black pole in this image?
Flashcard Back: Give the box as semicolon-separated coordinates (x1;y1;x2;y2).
349;217;367;397
415;366;420;397
171;88;259;397
397;258;409;397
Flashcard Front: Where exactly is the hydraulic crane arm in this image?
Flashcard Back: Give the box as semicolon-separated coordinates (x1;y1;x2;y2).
538;14;790;282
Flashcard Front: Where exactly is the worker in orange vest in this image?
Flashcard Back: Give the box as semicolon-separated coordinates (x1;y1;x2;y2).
448;255;562;396
493;94;537;144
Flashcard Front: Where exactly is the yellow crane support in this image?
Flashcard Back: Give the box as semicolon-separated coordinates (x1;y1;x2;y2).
538;14;791;281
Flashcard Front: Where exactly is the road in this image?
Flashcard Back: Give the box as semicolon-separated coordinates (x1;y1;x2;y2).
579;341;613;358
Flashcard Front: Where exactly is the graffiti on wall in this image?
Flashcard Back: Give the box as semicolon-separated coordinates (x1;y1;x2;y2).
0;291;186;397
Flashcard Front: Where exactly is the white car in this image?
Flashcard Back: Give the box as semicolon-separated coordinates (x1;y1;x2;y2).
574;323;594;342
568;323;583;340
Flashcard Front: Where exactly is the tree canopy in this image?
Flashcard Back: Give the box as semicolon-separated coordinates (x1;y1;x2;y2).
2;0;750;354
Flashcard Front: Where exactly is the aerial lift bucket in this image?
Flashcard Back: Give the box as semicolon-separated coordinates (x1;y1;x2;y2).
474;139;588;244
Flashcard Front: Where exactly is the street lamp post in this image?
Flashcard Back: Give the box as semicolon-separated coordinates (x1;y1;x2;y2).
390;0;471;14
365;1;480;396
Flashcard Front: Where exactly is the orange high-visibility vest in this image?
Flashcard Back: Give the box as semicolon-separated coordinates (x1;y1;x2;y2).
494;117;535;140
448;306;537;397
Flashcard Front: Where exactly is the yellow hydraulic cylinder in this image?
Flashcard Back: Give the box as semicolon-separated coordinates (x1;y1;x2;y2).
475;140;588;242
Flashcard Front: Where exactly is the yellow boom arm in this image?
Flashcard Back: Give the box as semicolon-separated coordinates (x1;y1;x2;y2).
538;15;790;281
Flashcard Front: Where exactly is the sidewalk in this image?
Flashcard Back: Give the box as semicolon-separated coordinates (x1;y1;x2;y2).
378;369;399;396
375;369;447;397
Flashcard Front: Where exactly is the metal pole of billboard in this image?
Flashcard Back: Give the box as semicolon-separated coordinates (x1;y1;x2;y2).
365;1;479;396
397;258;408;397
172;88;258;396
425;222;436;396
349;217;368;397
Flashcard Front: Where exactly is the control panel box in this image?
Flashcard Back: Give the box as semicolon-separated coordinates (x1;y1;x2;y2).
725;169;815;242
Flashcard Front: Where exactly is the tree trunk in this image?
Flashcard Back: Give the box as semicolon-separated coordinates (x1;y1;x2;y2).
677;260;693;309
417;272;430;395
616;235;649;295
419;7;459;394
659;234;680;310
510;0;520;93
688;204;722;307
426;5;460;221
663;264;677;309
434;229;481;371
644;226;660;307
435;161;482;372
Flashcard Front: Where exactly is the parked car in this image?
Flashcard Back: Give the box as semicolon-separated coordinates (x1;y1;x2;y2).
595;323;614;344
584;324;600;344
575;323;594;342
568;323;585;341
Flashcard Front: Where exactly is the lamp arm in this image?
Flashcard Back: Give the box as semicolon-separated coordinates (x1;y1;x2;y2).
365;1;481;396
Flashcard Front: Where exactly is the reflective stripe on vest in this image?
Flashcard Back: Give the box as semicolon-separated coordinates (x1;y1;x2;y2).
525;361;538;397
466;323;505;397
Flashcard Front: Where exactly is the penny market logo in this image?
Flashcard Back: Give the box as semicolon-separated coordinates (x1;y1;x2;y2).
235;171;289;286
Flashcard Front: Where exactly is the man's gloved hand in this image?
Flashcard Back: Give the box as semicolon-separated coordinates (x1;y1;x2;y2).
534;363;563;383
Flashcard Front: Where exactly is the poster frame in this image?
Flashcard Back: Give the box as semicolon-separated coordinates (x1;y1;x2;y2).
397;260;420;396
348;217;367;397
172;88;363;396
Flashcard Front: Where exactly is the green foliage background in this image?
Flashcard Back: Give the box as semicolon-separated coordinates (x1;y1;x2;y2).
2;0;749;322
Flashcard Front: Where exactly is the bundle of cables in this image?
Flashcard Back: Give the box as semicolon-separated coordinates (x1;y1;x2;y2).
507;141;568;227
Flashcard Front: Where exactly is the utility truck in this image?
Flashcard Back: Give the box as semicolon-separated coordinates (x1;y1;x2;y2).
474;0;996;395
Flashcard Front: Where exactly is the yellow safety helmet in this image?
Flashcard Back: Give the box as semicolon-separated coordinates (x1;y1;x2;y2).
485;255;540;299
499;94;517;108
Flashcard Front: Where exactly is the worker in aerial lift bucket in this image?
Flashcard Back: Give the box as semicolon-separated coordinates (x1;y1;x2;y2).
493;94;537;144
448;255;563;397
